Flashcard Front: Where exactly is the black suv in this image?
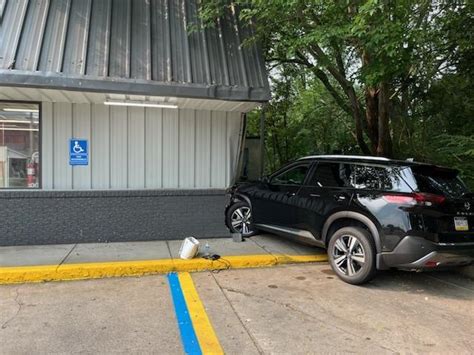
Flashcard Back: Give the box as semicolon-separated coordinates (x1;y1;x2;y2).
225;155;474;284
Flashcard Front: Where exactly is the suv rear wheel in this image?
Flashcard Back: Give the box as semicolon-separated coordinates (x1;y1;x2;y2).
226;201;257;237
328;227;376;285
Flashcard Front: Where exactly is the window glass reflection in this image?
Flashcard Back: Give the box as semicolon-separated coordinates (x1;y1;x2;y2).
0;102;40;188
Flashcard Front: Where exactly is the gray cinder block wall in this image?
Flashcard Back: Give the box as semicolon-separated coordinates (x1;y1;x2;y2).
0;190;230;246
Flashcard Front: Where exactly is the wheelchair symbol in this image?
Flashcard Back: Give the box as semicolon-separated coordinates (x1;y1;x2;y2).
73;141;85;154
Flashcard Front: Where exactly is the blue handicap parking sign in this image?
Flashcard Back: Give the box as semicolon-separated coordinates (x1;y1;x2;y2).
69;139;88;166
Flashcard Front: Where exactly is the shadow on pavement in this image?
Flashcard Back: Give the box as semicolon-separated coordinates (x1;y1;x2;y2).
361;268;474;300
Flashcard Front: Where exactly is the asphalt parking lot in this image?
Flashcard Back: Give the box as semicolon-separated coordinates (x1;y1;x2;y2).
1;264;473;354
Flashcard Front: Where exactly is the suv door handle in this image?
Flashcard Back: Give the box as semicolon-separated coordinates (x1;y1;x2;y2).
334;194;346;201
286;192;296;197
309;193;320;198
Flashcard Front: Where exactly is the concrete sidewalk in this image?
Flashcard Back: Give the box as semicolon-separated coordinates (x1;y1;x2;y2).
0;234;328;284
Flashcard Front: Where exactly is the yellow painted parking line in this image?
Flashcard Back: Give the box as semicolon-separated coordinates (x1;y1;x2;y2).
0;253;328;285
178;272;224;355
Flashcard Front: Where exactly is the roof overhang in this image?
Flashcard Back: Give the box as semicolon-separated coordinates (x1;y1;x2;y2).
0;70;270;103
0;86;261;113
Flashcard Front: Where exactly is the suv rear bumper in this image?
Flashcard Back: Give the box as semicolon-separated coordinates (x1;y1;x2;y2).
377;236;474;270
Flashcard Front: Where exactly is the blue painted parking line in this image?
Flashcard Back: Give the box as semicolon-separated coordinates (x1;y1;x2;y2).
167;273;202;355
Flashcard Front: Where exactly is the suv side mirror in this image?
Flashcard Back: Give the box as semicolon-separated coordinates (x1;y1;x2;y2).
261;175;270;184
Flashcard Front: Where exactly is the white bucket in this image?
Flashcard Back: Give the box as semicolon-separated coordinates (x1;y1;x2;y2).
179;237;200;260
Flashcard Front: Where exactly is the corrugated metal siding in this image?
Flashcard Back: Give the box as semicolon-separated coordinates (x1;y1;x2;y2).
131;0;151;80
42;102;243;190
0;0;269;101
0;0;28;69
109;0;131;78
62;0;91;75
37;0;71;72
150;0;171;82
0;0;7;19
15;0;50;71
86;0;111;77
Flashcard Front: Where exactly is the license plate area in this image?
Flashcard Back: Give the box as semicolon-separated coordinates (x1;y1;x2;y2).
454;217;469;231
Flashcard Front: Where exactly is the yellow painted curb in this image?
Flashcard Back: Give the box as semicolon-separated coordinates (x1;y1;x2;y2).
0;254;328;285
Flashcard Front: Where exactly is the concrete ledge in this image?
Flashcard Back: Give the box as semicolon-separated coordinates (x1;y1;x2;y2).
0;254;328;285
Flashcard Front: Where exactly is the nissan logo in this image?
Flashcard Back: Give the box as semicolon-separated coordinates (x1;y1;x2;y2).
465;202;471;211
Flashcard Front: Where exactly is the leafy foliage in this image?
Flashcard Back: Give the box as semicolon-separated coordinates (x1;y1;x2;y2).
247;71;358;172
200;0;474;188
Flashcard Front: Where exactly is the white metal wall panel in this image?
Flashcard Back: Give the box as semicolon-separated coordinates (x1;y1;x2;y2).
41;103;243;190
72;104;91;189
128;107;145;188
210;111;227;188
91;104;110;189
179;109;196;188
110;106;128;188
53;102;72;189
162;108;179;188
41;102;53;189
145;108;162;188
195;110;211;188
227;111;243;186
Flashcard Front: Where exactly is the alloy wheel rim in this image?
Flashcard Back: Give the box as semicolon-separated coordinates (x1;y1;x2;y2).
231;207;252;235
332;234;366;277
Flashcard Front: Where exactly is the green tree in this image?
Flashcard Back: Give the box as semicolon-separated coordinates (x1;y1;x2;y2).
246;66;357;172
200;0;472;158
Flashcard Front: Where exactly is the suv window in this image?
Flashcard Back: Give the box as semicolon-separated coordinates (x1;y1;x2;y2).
350;165;411;191
411;166;469;198
309;162;350;187
310;162;413;192
272;164;309;185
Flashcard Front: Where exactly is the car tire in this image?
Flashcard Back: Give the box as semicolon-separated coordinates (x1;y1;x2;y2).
226;201;257;237
328;226;376;285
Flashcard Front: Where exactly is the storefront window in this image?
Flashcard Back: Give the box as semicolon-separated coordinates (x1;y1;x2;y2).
0;102;40;188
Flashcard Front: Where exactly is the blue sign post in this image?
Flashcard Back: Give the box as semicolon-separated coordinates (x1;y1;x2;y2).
69;139;88;166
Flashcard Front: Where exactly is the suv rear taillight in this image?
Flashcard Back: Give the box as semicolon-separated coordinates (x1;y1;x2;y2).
382;193;446;206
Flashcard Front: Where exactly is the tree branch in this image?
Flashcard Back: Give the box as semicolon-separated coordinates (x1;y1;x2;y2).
312;68;352;115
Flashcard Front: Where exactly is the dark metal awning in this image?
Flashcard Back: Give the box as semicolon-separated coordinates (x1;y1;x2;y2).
0;0;270;102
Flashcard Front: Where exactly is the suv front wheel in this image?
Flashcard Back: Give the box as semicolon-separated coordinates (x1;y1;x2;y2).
226;201;257;237
328;227;376;285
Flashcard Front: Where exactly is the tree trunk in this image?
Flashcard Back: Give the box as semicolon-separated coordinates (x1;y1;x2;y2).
346;87;371;155
376;82;393;157
365;87;379;153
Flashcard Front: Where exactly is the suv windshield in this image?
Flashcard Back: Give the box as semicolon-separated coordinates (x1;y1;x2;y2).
410;166;469;199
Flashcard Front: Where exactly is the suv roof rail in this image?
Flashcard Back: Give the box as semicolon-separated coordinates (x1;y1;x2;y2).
299;155;391;161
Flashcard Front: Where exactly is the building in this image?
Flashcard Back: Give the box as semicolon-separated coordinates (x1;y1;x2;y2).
0;0;269;246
